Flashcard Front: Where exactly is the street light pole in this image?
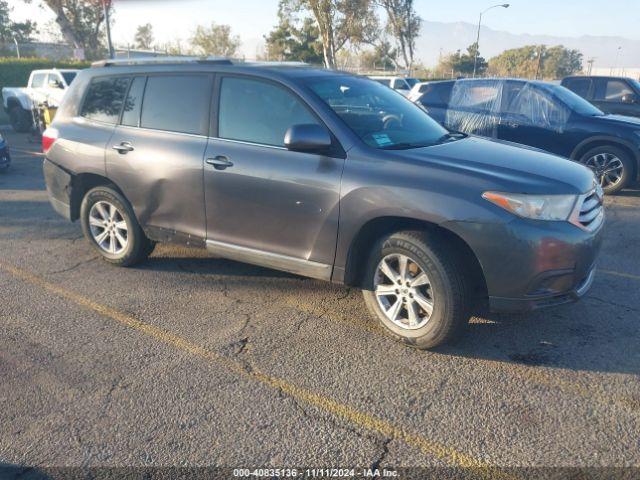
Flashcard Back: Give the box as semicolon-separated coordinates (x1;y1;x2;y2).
12;36;20;59
612;46;622;75
103;0;115;59
473;3;510;78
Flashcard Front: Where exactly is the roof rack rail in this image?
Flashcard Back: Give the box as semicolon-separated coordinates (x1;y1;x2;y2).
91;56;234;67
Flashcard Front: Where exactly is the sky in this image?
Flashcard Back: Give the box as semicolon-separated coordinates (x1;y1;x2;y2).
11;0;640;58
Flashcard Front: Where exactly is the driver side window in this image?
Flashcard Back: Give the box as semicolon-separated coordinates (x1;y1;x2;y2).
218;77;320;147
506;86;569;130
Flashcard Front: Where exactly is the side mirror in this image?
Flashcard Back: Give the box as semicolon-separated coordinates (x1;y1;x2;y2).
284;124;332;152
621;93;638;104
49;80;64;89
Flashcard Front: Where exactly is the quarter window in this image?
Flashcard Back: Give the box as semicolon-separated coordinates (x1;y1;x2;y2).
140;75;211;135
81;76;130;124
218;77;320;147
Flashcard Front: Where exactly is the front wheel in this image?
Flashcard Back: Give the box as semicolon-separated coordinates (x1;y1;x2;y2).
362;231;471;349
579;146;633;194
80;186;154;267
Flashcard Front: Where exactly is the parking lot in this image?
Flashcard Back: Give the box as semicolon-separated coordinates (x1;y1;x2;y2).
1;128;639;477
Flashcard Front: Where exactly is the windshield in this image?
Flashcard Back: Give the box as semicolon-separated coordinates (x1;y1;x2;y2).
540;83;604;116
629;78;640;93
61;72;77;85
305;75;451;150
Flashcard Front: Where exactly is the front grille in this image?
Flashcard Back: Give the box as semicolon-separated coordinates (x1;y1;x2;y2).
575;189;604;231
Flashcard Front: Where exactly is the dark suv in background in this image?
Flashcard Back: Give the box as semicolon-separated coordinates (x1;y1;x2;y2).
416;78;640;194
43;59;603;349
562;76;640;118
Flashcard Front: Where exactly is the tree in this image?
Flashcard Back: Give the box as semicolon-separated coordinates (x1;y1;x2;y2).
31;0;113;60
438;43;486;77
359;40;397;70
190;22;241;57
0;0;37;43
281;0;378;69
134;23;154;50
488;44;582;80
264;8;323;63
377;0;421;70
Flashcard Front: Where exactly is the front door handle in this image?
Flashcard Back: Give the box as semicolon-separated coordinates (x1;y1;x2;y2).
206;156;234;170
112;141;134;154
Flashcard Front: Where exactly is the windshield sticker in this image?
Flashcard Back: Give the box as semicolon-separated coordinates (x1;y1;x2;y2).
372;133;393;146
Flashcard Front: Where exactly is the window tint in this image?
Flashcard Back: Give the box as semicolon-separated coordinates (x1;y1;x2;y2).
140;75;210;135
61;72;77;85
219;77;320;147
121;77;146;127
563;78;591;98
418;83;453;107
394;79;410;90
81;76;130;124
600;80;633;102
31;73;46;88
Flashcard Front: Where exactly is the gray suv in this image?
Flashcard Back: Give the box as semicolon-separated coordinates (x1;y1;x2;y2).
43;58;604;349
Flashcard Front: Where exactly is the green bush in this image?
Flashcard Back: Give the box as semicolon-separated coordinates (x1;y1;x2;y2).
0;57;90;96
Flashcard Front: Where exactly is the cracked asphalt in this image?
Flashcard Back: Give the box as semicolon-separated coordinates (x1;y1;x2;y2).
1;129;639;477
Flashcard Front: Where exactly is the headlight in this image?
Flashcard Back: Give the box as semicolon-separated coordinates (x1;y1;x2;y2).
482;192;578;221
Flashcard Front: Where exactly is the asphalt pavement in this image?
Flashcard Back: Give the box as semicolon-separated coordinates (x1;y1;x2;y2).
0;129;639;479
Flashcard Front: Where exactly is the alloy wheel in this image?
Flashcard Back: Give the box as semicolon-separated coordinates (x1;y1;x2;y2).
88;201;128;255
583;152;624;189
374;253;435;330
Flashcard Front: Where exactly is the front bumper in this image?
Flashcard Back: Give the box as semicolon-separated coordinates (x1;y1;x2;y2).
445;215;604;314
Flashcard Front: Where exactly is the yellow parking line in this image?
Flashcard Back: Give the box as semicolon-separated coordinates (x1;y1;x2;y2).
0;261;516;480
599;269;640;281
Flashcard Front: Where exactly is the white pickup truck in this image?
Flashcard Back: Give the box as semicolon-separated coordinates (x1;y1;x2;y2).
2;69;79;132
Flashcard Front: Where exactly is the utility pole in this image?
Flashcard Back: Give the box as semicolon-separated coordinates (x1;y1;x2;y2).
103;0;114;59
587;58;595;76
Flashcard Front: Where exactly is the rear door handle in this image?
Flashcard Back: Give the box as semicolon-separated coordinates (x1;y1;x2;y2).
112;141;134;154
206;156;233;170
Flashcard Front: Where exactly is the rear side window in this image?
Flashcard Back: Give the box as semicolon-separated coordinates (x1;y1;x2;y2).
81;76;130;124
563;78;591;98
419;83;453;107
140;75;211;135
31;73;46;88
121;77;146;127
218;77;319;147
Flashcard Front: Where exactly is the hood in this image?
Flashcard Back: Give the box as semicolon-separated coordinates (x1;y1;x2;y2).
395;136;595;195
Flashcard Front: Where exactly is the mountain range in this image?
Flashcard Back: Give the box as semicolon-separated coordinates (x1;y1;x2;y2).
414;21;640;68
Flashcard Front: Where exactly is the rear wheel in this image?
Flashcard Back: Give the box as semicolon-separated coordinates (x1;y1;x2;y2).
80;186;154;267
579;145;633;194
8;105;32;133
362;231;471;349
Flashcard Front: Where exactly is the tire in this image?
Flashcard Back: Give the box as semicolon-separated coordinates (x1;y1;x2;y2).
8;105;32;133
362;230;471;350
80;186;153;267
579;145;633;195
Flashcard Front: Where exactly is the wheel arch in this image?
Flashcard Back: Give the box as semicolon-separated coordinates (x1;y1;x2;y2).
342;216;488;301
70;172;126;221
570;136;640;180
